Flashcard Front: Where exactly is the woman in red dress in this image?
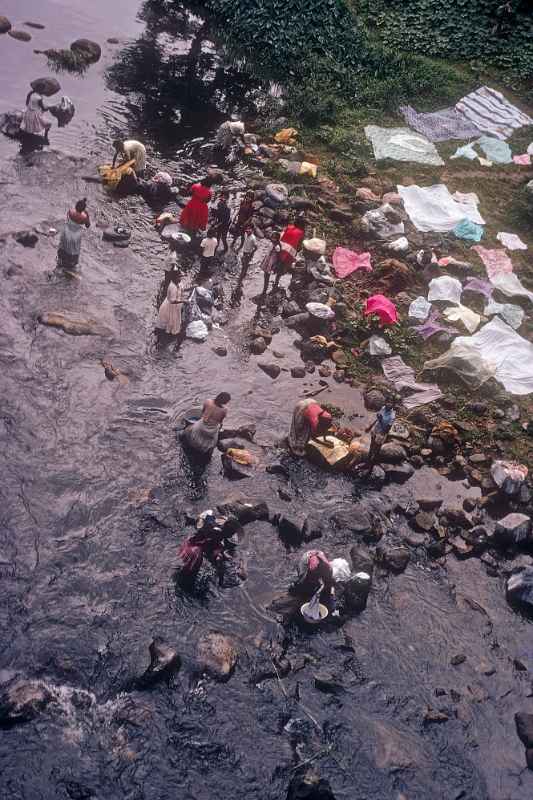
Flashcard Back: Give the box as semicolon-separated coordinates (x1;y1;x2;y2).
272;215;306;289
179;177;213;233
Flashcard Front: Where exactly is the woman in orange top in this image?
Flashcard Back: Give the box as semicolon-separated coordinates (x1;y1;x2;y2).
179;177;213;233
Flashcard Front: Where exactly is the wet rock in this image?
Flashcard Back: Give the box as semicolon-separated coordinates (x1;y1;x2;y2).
0;16;12;34
424;707;449;724
217;494;269;524
219;425;256;443
364;388;385;411
16;230;38;247
467;401;487;415
305;362;316;374
212;345;227;357
8;30;31;42
302;515;324;542
380;441;408;464
494;513;531;548
373;720;422;771
137;638;180;688
286;771;337;800
0;679;52;726
221;451;256;480
196;632;238;681
258;362;280;379
107;37;119;44
377;545;410;573
314;670;344;693
318;365;331;378
350;544;374;576
333;370;345;383
403;531;426;547
278;488;292;502
275;514;305;546
286;312;311;328
469;453;487;465
331;507;371;537
526;749;533;771
506;568;533;611
451;654;466;666
291;366;306;378
450;536;474;558
328;207;353;224
515;712;533;748
282;300;301;318
250;337;268;355
414;511;437;532
383;462;414;484
441;506;473;529
101;360;128;385
70;38;102;63
38;312;113;336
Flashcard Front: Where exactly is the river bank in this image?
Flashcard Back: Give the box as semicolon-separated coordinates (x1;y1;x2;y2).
1;3;533;800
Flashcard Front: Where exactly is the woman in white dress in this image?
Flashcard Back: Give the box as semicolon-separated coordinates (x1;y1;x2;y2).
156;276;187;335
20;91;52;139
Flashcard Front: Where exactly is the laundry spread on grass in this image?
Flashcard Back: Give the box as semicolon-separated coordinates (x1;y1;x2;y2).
472;246;533;305
451;136;513;165
381;356;443;408
364;125;444;166
398;184;485;232
496;232;528;251
424;318;533;395
332;247;372;278
401;86;533;142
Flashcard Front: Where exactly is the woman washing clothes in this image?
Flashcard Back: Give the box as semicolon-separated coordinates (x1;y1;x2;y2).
290;550;336;611
289;399;332;457
178;512;232;585
20;89;52;141
182;392;231;458
214;120;245;165
57;199;91;270
179;177;213;236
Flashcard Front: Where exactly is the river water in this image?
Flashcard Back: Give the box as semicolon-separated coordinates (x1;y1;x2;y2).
1;2;533;799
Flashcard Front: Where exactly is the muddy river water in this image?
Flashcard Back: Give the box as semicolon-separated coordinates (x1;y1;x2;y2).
1;2;533;799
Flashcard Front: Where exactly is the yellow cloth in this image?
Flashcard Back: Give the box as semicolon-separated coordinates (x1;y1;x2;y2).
274;127;298;144
299;161;318;177
98;159;136;189
226;448;256;466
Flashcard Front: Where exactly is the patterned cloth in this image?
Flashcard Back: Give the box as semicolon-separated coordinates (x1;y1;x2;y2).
400;104;480;142
455;86;533;141
365;125;444;166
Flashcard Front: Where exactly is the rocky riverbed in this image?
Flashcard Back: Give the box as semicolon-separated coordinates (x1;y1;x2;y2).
1;2;533;799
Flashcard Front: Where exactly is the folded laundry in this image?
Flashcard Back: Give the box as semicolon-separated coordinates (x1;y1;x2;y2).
365;125;444;166
398;184;485;232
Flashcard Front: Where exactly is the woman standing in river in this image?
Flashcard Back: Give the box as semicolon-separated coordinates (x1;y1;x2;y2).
57;199;91;270
20;90;52;141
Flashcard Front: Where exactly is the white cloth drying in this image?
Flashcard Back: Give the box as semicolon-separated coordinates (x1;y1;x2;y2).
397;184;485;232
496;232;527;251
428;276;463;305
443;304;481;333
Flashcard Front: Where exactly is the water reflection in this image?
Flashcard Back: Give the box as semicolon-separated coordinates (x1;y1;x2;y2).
105;0;264;146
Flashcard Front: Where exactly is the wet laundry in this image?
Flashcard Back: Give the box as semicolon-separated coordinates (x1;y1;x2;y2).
484;301;524;330
453;218;484;242
455;86;533;140
399;104;481;142
428;276;463;305
363;295;398;326
332;246;372;278
442;303;481;333
381;356;443;408
496;232;527;251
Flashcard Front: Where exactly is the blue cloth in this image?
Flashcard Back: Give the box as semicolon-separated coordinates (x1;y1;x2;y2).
453;218;484;242
477;136;512;164
375;407;395;435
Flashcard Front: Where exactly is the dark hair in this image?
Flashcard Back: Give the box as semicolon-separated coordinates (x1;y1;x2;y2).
220;191;229;200
201;176;214;187
215;392;231;406
25;90;35;106
75;198;87;213
207;227;216;237
113;138;124;151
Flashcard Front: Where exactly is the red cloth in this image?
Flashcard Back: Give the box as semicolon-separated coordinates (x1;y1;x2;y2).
178;530;223;576
179;183;212;231
363;294;398;326
304;403;332;434
279;224;304;267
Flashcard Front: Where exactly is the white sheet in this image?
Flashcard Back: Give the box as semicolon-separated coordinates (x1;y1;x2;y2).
428;276;463;305
439;318;533;395
397;184;485;232
443;304;481;333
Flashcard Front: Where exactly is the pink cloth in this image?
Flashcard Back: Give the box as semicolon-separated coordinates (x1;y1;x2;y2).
364;294;398;326
382;192;402;206
472;246;513;280
513;154;531;165
332;247;372;278
356;187;381;202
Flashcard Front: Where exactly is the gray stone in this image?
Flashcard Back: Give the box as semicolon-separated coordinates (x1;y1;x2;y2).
377;545;410;573
451;654;466;666
39;312;113;337
137;638;180;688
331;507;371;536
258;362;280;379
0;679;52;726
495;513;531;548
212;346;227;357
380;441;408;464
364;389;385;411
515;712;533;748
383;462;414;484
314;670;344;693
350;543;374;575
285;312;311;328
276;514;305;546
8;29;31;41
282;300;301;318
0;16;12;33
415;511;436;532
250;337;268;355
70;38;102;63
291;366;306;378
217;495;269;524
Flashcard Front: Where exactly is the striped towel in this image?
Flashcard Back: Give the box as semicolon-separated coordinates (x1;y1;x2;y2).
455;86;533;141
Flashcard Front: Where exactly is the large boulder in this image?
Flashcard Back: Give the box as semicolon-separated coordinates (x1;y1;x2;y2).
30;77;61;96
70;38;101;63
258;362;281;379
0;16;12;33
8;30;31;42
383;462;414;484
494;513;531;548
0;679;52;727
331;506;372;537
217;494;269;524
364;389;386;411
196;632;238;681
377;545;410;573
380;441;408;464
136;638;180;689
286;771;337;800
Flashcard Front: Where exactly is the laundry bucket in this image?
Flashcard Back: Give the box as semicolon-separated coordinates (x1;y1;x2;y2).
300;602;329;624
